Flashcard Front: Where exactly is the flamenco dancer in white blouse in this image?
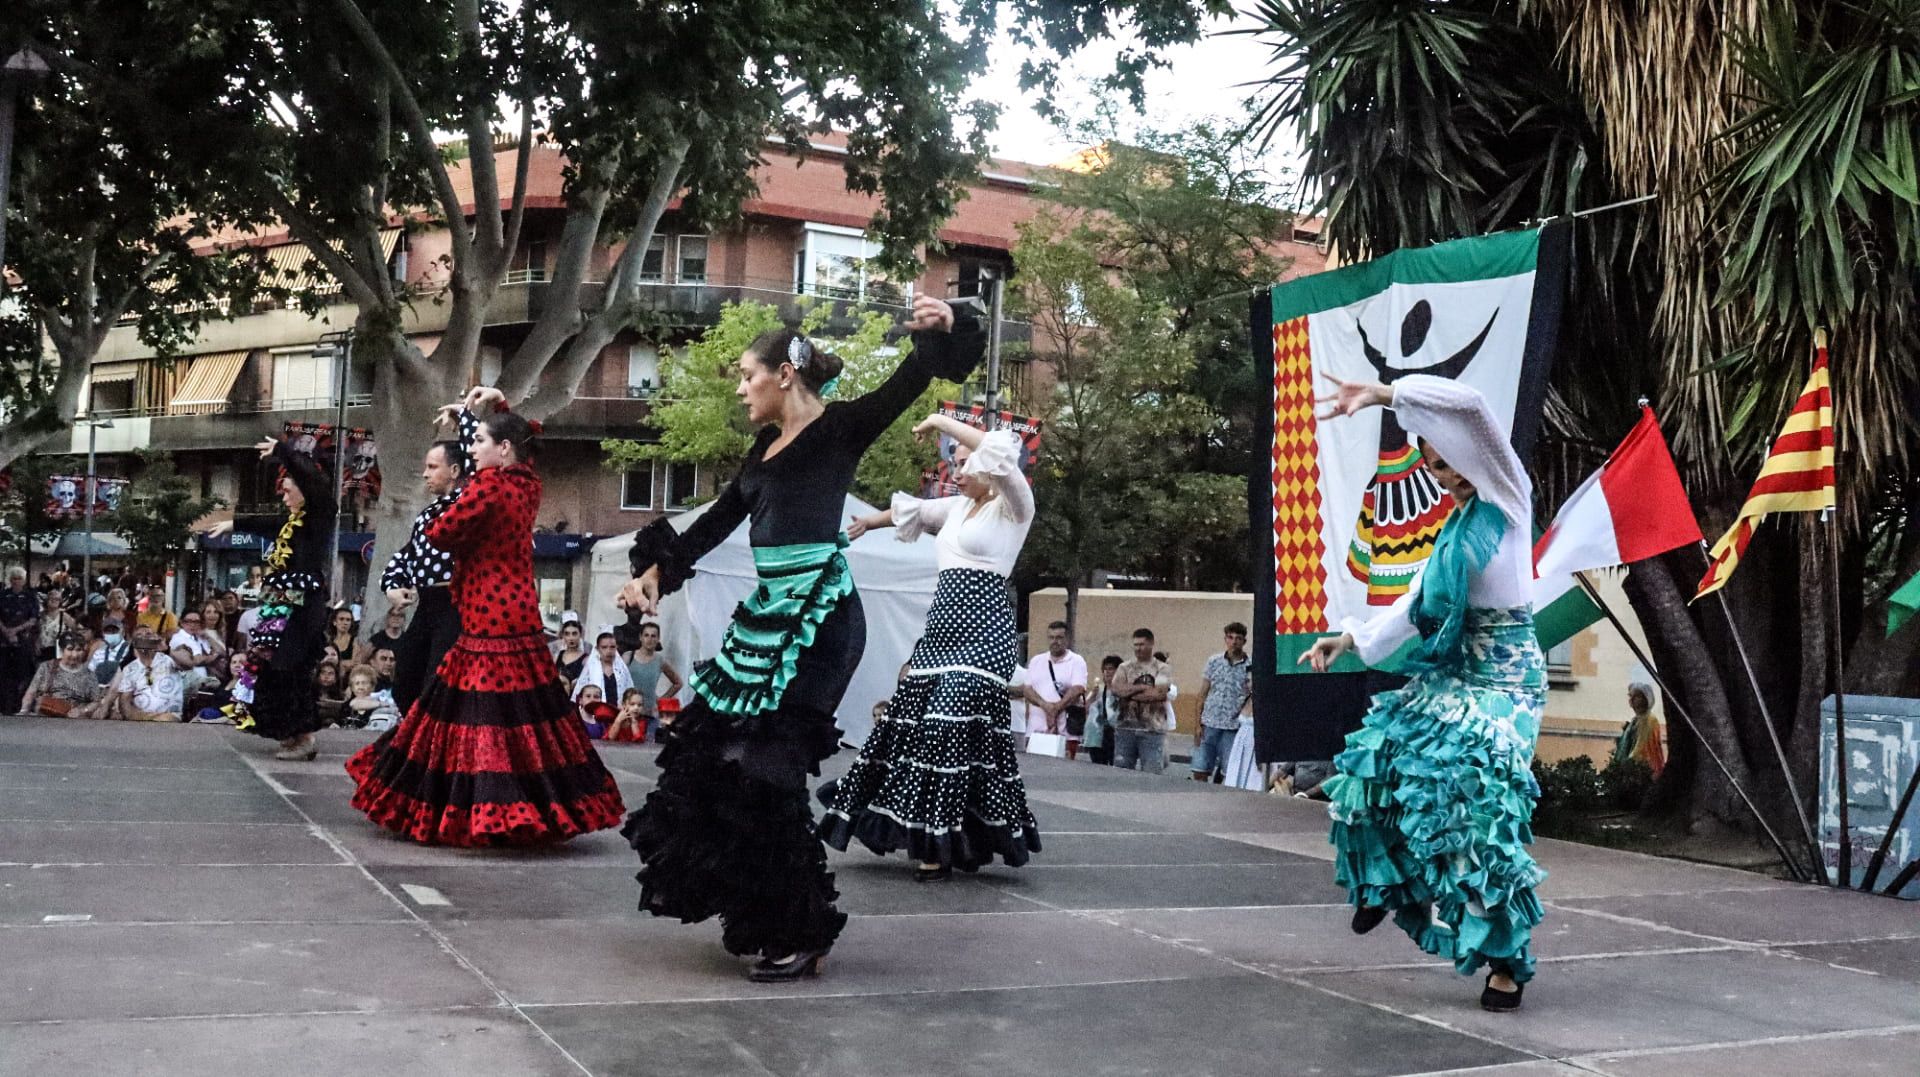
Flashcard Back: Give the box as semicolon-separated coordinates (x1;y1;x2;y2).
1300;373;1548;1013
818;414;1041;880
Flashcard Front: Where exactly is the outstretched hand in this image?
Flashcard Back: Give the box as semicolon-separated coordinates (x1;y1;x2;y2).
903;295;954;333
254;438;279;460
1314;375;1392;421
846;514;871;541
617;568;661;617
1296;633;1355;673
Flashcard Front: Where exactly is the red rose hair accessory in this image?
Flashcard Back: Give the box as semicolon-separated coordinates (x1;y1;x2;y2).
527;418;544;436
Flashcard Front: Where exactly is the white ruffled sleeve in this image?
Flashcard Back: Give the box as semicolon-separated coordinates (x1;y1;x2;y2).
962;429;1034;524
1341;587;1420;668
891;492;962;542
1389;375;1531;530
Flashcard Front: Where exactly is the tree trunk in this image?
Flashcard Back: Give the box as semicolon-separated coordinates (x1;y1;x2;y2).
358;334;463;627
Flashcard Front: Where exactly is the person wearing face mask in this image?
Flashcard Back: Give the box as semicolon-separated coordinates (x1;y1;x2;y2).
618;296;983;983
89;623;133;687
379;430;471;715
348;388;624;847
1299;374;1548;1014
208;435;337;760
819;415;1042;880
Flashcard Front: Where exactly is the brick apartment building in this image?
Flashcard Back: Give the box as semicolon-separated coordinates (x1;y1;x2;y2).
61;137;1327;613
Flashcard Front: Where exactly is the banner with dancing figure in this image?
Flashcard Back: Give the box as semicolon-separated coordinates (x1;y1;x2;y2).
1251;224;1568;757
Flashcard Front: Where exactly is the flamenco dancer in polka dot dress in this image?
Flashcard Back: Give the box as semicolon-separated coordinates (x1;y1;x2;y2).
347;388;625;846
620;297;983;983
818;416;1041;878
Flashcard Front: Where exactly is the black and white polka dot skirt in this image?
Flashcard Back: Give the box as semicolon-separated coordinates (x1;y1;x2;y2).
818;568;1042;869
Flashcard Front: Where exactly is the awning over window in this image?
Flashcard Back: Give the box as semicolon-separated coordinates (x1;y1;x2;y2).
168;351;250;415
265;229;402;296
89;361;138;385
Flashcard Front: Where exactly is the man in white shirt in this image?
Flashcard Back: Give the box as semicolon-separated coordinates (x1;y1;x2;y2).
1022;621;1087;741
109;628;184;722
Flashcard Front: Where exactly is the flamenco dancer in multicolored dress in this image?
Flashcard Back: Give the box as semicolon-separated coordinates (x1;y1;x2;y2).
1300;373;1548;1013
348;388;625;846
620;296;983;982
219;437;335;761
818;415;1041;879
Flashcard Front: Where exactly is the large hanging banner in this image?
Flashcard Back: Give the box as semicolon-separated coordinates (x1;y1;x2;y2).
281;421;383;498
918;402;1042;497
45;476;130;519
1252;223;1568;759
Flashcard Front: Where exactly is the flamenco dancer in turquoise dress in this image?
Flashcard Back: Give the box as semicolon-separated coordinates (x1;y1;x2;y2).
1301;373;1547;1013
619;296;983;982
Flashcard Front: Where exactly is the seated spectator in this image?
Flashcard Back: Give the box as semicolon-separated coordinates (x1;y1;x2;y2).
366;606;407;656
322;606;371;666
136;588;179;640
343;663;401;731
22;633;107;717
169;609;228;695
606;686;648;743
104;628;185;722
200;600;239;659
185;652;237;723
313;659;347;727
571;682;612;738
35;589;78;662
88;622;132;687
369;645;397;693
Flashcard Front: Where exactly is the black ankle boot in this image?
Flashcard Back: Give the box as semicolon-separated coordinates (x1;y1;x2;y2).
1350;905;1389;935
1479;972;1524;1012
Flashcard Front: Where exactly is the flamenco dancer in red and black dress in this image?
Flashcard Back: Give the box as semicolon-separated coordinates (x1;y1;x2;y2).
621;296;983;981
348;388;625;845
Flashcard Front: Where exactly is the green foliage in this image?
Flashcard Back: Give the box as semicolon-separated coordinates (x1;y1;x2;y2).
1532;755;1604;815
0;454;75;569
106;449;223;575
600;302;955;507
1011;211;1211;591
1601;756;1656;811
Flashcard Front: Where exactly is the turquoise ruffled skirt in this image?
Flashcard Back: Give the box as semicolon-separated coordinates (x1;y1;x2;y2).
1324;606;1548;983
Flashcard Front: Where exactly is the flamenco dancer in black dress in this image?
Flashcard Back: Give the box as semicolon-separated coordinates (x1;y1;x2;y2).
620;296;983;982
220;437;334;761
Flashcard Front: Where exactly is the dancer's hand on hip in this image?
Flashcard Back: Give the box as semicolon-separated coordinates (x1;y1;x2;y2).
1298;633;1355;673
619;568;661;617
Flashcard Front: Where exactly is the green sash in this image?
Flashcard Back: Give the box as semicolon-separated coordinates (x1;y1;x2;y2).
692;536;855;717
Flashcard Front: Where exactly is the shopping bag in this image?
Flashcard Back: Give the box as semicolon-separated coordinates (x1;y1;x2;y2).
1025;732;1068;758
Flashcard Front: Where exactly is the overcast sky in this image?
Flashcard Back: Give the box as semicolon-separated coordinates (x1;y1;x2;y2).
977;12;1306;179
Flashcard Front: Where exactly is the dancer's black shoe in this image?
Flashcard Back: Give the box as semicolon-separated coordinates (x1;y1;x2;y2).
1479;973;1524;1012
1350;905;1389;934
912;863;953;882
748;949;829;983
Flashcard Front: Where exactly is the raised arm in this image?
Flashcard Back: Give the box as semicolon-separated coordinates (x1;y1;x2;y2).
271;439;333;513
957;428;1033;524
1389;374;1531;529
829;298;985;451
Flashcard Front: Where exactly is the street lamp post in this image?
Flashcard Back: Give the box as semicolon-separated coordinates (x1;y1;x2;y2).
81;417;114;592
312;331;353;601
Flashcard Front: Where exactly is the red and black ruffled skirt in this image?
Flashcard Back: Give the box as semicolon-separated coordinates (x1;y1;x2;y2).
347;632;626;846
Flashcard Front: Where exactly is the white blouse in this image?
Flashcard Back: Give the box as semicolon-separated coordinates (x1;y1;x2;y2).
890;429;1035;576
1343;375;1536;666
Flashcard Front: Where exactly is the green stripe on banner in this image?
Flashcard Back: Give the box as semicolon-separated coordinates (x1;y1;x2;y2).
1891;569;1920;636
1271;228;1544;322
1534;586;1604;651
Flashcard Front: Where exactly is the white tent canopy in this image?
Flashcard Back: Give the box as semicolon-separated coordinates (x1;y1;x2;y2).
585;494;940;744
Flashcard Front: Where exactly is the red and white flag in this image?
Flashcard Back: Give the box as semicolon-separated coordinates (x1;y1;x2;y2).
1535;406;1703;580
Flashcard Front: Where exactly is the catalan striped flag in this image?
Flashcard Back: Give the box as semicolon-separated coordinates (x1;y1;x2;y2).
1694;343;1836;599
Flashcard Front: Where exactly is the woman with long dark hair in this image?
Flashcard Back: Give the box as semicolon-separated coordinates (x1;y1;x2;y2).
1300;374;1548;1013
818;414;1041;878
220;438;336;760
348;389;625;846
620;296;983;982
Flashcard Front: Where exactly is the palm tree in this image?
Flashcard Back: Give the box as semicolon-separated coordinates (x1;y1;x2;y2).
1245;0;1920;852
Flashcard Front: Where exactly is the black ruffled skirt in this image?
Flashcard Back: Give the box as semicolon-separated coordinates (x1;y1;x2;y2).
621;593;864;957
818;568;1041;869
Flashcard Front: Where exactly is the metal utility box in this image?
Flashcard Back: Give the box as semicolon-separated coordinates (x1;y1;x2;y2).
1821;695;1920;898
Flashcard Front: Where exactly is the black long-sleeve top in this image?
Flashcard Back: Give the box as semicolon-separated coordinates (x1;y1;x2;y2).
631;315;986;594
235;440;337;587
379;409;477;591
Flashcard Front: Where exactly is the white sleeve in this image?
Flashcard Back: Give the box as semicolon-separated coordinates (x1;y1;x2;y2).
1341;587;1420;668
1389;375;1531;530
961;429;1034;524
891;493;962;542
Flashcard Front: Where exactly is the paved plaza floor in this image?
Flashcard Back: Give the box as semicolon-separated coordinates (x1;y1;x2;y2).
4;716;1919;1075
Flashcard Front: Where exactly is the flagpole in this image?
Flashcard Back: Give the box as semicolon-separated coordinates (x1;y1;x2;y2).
1574;572;1810;881
1814;329;1854;887
1702;540;1829;884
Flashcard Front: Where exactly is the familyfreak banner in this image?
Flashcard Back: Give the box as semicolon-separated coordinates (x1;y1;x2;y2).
1249;223;1569;762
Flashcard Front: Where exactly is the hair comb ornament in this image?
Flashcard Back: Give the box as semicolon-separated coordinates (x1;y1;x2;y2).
787;335;814;368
